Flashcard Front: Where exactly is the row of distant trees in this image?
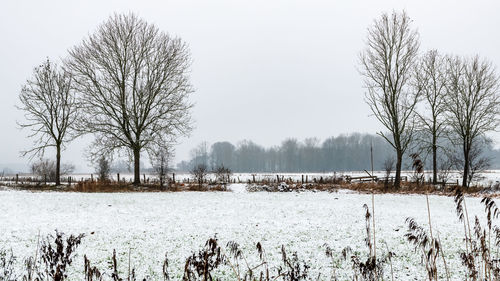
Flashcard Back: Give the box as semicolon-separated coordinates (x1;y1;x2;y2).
180;134;392;173
17;13;193;185
179;134;500;176
360;11;500;188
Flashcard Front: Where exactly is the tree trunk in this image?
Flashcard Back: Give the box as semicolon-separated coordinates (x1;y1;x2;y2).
432;140;437;185
133;147;141;185
56;143;61;186
394;151;403;188
462;148;469;188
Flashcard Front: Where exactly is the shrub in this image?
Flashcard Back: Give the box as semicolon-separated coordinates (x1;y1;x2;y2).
95;156;110;182
212;165;231;184
31;159;75;182
191;164;208;189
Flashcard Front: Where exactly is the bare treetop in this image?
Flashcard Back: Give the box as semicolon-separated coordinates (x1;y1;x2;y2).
18;59;78;156
445;56;500;142
414;50;448;129
66;13;194;184
360;11;420;146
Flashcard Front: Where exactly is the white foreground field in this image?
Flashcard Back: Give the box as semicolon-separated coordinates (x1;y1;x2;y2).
0;186;492;280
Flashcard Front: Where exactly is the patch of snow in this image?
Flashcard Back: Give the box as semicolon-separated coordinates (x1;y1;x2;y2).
228;183;247;193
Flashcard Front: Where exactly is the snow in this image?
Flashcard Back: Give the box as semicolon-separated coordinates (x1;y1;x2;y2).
0;186;494;280
228;183;247;193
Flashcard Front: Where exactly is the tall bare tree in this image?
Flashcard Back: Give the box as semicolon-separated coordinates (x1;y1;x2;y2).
444;55;500;187
18;59;78;186
414;50;448;184
67;13;194;185
359;11;420;188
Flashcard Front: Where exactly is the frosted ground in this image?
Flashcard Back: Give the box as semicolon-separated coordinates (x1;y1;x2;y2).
0;185;494;280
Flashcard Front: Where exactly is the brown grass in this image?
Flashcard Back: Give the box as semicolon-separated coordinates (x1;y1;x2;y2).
73;181;229;193
345;181;484;196
6;181;229;193
6;179;492;196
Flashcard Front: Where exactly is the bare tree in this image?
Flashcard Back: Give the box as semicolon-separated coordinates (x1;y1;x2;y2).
67;13;193;185
191;164;208;189
18;59;79;186
359;11;420;188
444;55;500;187
414;50;448;184
151;146;173;189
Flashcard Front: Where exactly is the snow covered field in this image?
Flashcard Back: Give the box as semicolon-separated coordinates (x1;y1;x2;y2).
0;186;493;279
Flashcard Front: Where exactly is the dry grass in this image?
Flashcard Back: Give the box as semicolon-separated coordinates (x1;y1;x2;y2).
5;178;493;196
346;182;484;196
5;181;229;193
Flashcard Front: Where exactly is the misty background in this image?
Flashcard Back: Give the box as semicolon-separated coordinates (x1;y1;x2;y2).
1;0;500;173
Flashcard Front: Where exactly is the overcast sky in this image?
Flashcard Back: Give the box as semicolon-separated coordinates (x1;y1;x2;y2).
1;0;500;172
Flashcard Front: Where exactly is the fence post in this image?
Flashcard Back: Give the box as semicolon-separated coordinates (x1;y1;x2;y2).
44;174;47;185
69;176;72;186
15;174;18;184
117;173;120;183
173;173;175;183
91;174;93;182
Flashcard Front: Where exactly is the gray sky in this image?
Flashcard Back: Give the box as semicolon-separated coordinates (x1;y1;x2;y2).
1;0;500;172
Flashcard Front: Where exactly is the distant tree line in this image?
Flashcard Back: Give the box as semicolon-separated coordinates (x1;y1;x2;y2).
177;134;500;173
